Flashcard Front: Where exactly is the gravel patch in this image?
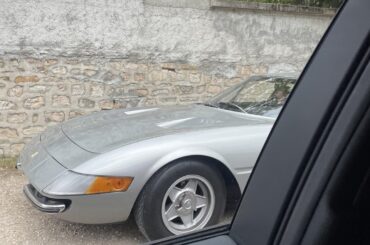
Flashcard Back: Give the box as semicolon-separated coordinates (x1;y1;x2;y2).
0;168;146;245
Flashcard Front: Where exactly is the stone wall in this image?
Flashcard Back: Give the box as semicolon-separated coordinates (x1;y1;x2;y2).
0;57;269;156
0;0;333;156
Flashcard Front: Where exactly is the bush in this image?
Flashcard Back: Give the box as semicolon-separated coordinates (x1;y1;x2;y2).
0;157;17;168
240;0;342;8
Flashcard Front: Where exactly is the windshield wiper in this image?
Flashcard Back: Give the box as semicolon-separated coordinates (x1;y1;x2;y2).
197;102;219;108
217;102;246;113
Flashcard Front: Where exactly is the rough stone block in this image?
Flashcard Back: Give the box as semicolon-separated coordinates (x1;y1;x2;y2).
71;84;85;96
176;85;194;94
44;111;65;122
24;96;45;109
84;69;98;77
7;86;23;97
90;83;105;97
23;126;44;136
152;89;169;96
15;75;40;83
0;100;17;110
0;76;10;82
78;98;95;108
69;111;86;119
32;113;39;123
134;73;145;81
51;66;68;75
52;95;71;107
28;85;52;93
99;99;114;110
0;128;18;139
207;85;222;94
7;113;28;123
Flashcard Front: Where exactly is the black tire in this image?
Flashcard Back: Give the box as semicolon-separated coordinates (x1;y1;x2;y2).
134;159;227;241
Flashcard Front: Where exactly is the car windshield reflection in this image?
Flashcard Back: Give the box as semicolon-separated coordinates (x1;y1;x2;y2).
205;76;296;118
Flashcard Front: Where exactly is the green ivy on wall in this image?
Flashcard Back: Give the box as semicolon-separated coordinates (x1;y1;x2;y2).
240;0;342;8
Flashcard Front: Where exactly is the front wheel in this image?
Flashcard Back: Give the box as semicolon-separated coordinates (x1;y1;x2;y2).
134;160;226;240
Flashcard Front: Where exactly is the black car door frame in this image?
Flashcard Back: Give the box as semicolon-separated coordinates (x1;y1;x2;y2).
150;0;370;244
231;0;370;244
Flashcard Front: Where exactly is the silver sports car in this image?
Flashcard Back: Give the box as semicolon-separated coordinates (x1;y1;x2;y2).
18;75;295;240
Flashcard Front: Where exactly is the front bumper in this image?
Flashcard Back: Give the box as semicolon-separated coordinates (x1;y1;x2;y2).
23;183;137;224
23;184;68;213
19;133;138;224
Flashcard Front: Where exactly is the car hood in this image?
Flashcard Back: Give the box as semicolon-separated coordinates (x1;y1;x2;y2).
61;105;274;154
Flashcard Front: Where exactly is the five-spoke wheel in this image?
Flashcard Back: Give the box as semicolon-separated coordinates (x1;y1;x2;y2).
134;159;226;240
161;175;215;234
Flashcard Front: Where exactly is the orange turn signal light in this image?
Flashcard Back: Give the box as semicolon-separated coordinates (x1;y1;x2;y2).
85;177;133;194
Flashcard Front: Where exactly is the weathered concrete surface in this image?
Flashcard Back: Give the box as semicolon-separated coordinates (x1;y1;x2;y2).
0;0;331;66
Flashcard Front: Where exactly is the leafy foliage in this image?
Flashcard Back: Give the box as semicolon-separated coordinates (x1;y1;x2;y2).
0;157;17;168
241;0;342;8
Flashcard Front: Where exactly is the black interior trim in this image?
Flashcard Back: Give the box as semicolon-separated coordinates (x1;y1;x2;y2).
279;45;370;245
148;224;230;245
230;1;370;244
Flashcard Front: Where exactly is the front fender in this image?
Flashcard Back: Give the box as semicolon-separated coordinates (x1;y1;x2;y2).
73;142;236;196
151;146;237;181
73;139;238;206
71;125;266;215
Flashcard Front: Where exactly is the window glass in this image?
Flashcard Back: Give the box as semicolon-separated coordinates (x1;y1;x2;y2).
208;77;295;117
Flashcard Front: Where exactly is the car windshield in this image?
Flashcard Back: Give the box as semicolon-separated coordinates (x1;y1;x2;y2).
206;77;296;118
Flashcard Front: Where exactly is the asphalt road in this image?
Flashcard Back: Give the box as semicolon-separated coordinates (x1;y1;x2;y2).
0;168;147;245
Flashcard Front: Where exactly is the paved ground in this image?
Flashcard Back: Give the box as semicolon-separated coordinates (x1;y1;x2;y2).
0;168;147;245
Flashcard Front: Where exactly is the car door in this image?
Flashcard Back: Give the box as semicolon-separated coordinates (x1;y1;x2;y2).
149;0;370;244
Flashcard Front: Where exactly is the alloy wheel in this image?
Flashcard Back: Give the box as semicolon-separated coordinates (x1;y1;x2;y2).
161;175;215;235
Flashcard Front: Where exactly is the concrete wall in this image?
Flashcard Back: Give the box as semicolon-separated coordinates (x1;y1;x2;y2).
0;0;332;156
